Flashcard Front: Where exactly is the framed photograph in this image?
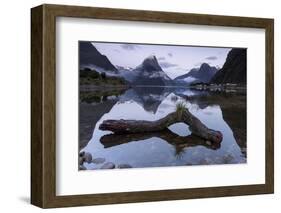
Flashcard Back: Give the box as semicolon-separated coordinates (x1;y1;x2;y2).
31;4;274;208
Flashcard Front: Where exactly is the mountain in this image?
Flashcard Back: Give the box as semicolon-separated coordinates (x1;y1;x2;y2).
132;55;173;86
137;55;163;72
174;68;199;84
174;63;218;84
116;66;139;83
210;48;246;84
79;41;118;72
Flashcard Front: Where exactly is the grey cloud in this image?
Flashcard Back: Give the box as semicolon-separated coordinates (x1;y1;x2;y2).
120;44;141;50
195;62;213;67
159;61;178;68
168;53;173;57
205;56;218;60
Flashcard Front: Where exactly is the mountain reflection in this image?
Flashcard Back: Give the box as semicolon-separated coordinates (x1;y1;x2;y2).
119;87;173;114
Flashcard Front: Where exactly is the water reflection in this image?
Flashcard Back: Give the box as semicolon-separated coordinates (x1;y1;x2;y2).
119;86;172;114
79;86;247;169
100;130;221;150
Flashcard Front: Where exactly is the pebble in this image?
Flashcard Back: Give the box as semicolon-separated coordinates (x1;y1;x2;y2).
92;158;106;164
79;151;85;157
84;152;92;163
100;162;115;169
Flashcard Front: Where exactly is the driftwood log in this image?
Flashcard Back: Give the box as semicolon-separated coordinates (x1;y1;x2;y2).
99;107;223;143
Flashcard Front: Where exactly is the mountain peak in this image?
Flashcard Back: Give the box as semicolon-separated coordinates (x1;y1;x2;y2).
132;55;173;86
142;55;159;65
140;55;163;71
145;55;157;61
200;63;211;69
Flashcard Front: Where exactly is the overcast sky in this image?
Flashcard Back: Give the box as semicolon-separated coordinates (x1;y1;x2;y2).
92;42;231;79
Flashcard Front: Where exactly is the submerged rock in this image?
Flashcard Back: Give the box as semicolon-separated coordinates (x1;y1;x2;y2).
118;164;132;169
92;158;106;164
100;162;115;169
222;154;234;163
79;157;84;165
199;159;210;165
84;152;93;163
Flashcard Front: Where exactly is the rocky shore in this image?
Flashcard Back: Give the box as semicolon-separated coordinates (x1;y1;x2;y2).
79;151;132;170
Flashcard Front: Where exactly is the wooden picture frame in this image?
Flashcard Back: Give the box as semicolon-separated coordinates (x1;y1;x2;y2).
31;4;274;208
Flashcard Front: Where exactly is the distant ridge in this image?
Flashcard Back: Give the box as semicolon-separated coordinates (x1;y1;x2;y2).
174;63;218;84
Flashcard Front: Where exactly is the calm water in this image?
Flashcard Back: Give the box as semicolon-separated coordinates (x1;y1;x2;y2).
80;86;247;170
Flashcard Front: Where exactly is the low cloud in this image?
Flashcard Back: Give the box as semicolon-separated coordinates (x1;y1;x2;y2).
205;56;218;60
176;67;184;70
194;62;203;67
159;61;178;68
120;44;141;50
157;57;166;61
183;76;197;83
